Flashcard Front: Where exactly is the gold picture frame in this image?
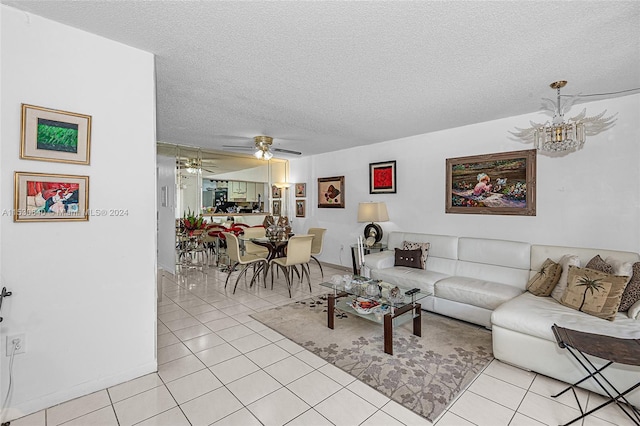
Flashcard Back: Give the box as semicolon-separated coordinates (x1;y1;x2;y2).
14;172;89;222
272;200;281;216
295;199;306;217
445;149;536;216
21;104;92;165
295;183;306;197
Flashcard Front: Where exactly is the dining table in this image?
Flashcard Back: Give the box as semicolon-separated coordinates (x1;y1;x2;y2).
238;235;296;285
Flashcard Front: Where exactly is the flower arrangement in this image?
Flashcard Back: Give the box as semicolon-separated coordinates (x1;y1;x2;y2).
182;208;207;235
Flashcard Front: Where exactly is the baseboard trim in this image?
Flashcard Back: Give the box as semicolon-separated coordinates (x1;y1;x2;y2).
6;361;157;422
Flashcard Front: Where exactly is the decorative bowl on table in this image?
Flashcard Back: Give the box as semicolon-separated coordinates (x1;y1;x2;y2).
350;297;380;314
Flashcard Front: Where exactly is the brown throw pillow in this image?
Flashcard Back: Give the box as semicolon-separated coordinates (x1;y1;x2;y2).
619;262;640;312
527;258;562;296
402;241;430;269
585;255;613;274
394;248;422;269
560;265;630;321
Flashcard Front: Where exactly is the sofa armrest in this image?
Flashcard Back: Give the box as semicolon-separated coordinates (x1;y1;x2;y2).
364;250;395;270
628;299;640;320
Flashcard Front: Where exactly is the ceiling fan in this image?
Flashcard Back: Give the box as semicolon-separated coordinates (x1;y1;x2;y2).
176;157;217;174
223;135;302;160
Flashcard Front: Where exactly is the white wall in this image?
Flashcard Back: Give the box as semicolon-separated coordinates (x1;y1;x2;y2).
0;6;157;420
291;94;640;269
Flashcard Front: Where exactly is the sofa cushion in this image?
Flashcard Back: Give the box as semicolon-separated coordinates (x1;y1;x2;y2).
526;258;562;297
491;292;640;342
560;265;630;321
551;254;580;302
370;267;447;295
435;276;523;310
394;248;422;269
458;237;530;270
402;241;430;268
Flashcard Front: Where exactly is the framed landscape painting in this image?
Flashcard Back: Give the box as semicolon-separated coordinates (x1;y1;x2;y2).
21;104;91;165
445;149;536;216
370;160;396;194
295;199;306;217
14;172;89;222
318;176;344;208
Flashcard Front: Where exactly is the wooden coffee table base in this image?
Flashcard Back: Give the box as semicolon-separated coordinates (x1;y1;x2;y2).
327;292;422;355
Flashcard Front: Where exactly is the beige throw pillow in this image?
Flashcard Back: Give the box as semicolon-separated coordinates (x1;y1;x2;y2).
527;258;562;297
402;241;430;269
560;265;630;321
551;254;580;302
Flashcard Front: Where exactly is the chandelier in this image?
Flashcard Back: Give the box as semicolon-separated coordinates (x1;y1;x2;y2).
253;136;274;160
510;81;616;154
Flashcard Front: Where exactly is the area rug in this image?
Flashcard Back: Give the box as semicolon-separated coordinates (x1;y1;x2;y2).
251;296;493;422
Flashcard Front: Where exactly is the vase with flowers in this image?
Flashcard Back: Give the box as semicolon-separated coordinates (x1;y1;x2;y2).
182;208;207;236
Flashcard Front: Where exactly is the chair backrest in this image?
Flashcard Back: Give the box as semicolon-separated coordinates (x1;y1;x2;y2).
283;235;314;266
243;226;268;256
308;228;326;256
222;232;241;262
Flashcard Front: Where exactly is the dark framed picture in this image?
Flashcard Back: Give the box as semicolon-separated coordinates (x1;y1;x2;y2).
295;183;306;197
272;200;281;216
445;149;536;216
272;185;281;198
318;176;345;208
369;160;396;194
14;171;89;222
295;199;306;217
21;104;92;165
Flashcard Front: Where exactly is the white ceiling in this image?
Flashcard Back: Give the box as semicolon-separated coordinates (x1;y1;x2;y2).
3;1;640;158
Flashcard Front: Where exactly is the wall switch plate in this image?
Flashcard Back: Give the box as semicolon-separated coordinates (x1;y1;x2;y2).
6;334;26;355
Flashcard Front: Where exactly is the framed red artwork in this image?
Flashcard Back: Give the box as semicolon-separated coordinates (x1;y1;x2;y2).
369;160;396;194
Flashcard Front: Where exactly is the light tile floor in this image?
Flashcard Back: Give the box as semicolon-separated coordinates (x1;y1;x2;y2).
10;263;634;425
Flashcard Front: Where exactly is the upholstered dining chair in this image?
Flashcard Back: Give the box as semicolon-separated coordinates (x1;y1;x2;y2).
242;226;269;258
270;234;314;297
307;228;327;278
222;232;267;294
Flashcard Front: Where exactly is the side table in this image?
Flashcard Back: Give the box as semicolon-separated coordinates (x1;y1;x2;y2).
350;243;387;275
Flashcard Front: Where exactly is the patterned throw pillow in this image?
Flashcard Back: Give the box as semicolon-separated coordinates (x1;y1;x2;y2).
585;255;614;274
394;248;422;269
402;241;430;269
527;258;562;297
560;265;630;321
618;262;640;312
551;254;580;302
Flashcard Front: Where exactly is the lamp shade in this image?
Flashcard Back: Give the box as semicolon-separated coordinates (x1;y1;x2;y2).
357;202;389;223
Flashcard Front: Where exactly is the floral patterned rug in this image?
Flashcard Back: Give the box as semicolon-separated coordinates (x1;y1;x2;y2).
251;296;493;422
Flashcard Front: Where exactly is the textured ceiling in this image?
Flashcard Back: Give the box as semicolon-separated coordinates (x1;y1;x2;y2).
3;1;640;158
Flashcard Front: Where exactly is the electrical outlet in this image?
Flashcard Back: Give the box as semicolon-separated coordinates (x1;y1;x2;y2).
340;244;344;250
6;334;26;356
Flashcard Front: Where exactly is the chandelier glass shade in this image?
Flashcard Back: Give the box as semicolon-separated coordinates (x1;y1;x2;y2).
511;81;616;154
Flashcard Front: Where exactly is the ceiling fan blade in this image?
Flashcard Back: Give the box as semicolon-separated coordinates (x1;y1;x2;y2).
222;145;255;151
272;147;302;155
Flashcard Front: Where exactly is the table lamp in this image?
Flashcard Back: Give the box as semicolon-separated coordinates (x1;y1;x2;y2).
357;202;389;247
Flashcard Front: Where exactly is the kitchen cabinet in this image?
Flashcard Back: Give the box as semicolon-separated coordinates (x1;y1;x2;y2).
229;181;247;200
246;182;256;202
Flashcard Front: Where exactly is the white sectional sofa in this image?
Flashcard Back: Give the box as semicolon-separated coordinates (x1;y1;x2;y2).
363;231;640;406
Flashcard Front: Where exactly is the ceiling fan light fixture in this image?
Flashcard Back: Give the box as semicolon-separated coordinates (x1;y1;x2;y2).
253;135;274;160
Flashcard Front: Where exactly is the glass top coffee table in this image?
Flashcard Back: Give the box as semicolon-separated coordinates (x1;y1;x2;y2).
320;278;429;355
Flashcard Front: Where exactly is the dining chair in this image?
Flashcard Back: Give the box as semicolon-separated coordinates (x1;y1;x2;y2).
242;226;269;258
222;232;267;294
307;228;327;278
270;234;314;297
